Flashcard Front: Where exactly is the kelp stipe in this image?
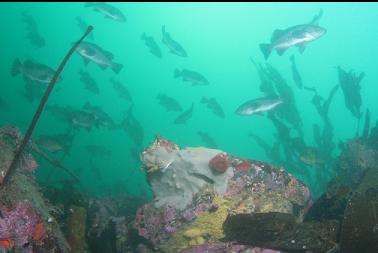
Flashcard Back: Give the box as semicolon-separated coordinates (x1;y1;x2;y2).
2;26;94;186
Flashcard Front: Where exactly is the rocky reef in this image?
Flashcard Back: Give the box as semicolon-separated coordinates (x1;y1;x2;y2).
0;125;70;252
132;136;311;252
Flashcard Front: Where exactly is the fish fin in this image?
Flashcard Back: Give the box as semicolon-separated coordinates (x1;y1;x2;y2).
271;29;285;42
162;25;166;35
298;44;306;54
83;58;90;66
174;69;181;78
104;50;114;60
112;63;123;74
276;47;287;56
11;59;22;76
259;43;272;60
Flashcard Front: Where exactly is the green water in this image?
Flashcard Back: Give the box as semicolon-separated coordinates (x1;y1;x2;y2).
1;2;377;197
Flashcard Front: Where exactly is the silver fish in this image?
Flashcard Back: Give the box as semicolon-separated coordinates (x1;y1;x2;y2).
141;33;162;58
174;69;209;86
198;131;218;149
22;12;45;48
162;25;187;57
260;24;326;60
110;78;132;102
71;110;99;131
235;97;283;116
79;69;99;94
12;59;57;84
76;41;123;74
201;97;224;118
157;93;182;112
84;2;126;22
83;102;116;129
174;103;194;124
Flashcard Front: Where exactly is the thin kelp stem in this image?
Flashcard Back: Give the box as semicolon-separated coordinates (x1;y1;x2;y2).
2;26;93;186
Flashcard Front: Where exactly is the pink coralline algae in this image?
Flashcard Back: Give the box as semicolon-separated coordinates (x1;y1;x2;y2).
208;153;229;173
133;205;165;245
284;178;310;206
0;201;41;247
163;206;177;233
182;209;196;221
163;206;176;223
134;137;312;252
164;224;176;233
224;176;247;197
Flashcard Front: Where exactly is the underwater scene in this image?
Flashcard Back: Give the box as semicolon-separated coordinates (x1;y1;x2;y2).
0;2;378;253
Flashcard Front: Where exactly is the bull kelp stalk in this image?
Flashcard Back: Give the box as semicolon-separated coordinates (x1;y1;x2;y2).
2;26;94;186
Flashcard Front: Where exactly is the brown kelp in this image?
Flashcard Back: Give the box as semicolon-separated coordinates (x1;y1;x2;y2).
337;66;364;120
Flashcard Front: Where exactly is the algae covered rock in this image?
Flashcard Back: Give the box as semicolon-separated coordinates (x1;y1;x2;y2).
66;205;88;253
133;136;311;252
0;125;70;253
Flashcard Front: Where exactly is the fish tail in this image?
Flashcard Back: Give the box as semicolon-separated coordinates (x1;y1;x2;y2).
259;43;272;60
112;62;123;74
174;69;181;78
11;58;22;76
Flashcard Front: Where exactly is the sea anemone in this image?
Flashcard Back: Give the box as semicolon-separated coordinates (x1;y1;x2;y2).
208;153;229;173
235;160;251;172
